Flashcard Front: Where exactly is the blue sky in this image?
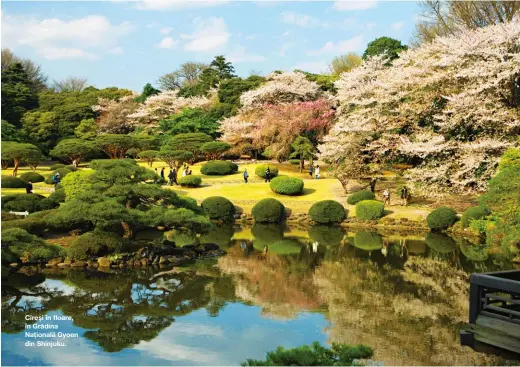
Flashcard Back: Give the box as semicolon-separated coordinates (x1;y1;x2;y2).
1;1;421;91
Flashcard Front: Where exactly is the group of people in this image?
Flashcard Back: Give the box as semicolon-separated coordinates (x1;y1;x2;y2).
382;186;410;206
308;164;321;179
154;165;193;186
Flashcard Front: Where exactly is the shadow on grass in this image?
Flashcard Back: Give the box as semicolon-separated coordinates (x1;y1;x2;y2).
301;188;316;196
383;209;394;216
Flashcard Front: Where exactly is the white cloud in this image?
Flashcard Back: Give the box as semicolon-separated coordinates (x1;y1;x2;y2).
282;30;291;37
108;46;124;54
365;22;377;30
1;14;132;60
181;17;230;52
160;26;174;35
245;34;257;40
391;21;405;30
306;35;364;56
280;11;326;28
226;45;265;63
276;42;295;57
157;36;177;49
294;61;329;74
333;1;378;11
135;0;230;10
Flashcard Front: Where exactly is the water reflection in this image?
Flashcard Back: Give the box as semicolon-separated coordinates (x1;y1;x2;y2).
2;224;516;366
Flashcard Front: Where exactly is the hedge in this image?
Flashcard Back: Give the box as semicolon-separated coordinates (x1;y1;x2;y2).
179;175;202;187
355;200;385;220
47;188;66;204
44;168;72;184
1;212;22;221
2;228;64;263
3;194;46;213
308;225;345;246
309;200;346;224
354;231;383;250
68;231;128;260
2;217;46;236
49;163;66;171
20;172;45;183
347;190;375;205
270;176;304;196
201;196;236;221
200;161;236;175
252;198;285;223
255;165;279;179
461;206;491;228
1;175;27;188
426;206;457;230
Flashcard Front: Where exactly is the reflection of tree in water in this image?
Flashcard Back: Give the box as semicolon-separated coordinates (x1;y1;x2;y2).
313;257;503;365
1;265;236;352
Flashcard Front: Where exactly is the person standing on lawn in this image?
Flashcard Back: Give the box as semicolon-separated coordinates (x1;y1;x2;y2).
315;165;320;179
243;168;249;183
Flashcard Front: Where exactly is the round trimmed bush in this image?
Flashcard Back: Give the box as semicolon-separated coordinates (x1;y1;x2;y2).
49;163;66;170
252;198;285;223
44;168;72;184
200;161;234;175
308;225;345;246
461;206;491;228
270;176;304;196
179;175;202;187
226;161;238;172
64;165;78;172
255;165;279;179
426;206;457;230
47;188;66;204
347;190;375;205
354;231;383;251
68;231;128;260
355;200;385;220
3;194;46;213
425;232;456;253
309;200;346;224
20;172;45;183
2;217;46;235
201;196;236;222
1;175;27;188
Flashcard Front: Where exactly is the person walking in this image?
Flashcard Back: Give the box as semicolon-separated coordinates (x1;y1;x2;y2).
263;245;268;256
72;159;78;168
243;168;249;183
383;188;391;206
26;181;33;194
53;172;61;188
400;186;409;206
160;167;165;181
309;164;314;178
168;168;176;185
315;165;320;180
370;178;378;193
182;167;187;177
265;167;271;183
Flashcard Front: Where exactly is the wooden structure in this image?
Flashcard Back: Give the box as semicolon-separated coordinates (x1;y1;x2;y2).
461;270;520;355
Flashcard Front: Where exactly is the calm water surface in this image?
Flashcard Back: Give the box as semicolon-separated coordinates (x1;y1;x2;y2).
2;224;517;366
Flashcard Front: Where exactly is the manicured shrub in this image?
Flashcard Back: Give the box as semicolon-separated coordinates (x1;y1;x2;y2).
179;175;202;187
1;211;22;221
20;172;45;183
49;163;66;170
3;194;46;213
308;225;345;246
201;196;236;221
426;206;457;230
347;190;375;205
2;228;64;263
1;195;19;209
64;165;78;172
288;159;300;165
200;161;234;175
354;231;383;250
47;188;66;204
309;200;346;224
252;198;285;223
255;165;279;179
425;232;456;253
2;217;46;235
226;161;238;172
461;206;491;228
36;197;60;211
44;168;72;184
1;175;27;188
355;200;385;220
61;170;93;201
68;231;128;260
270;176;304;196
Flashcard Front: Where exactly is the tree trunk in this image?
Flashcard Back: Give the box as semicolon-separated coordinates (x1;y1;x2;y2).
300;158;304;173
12;158;20;177
122;222;133;239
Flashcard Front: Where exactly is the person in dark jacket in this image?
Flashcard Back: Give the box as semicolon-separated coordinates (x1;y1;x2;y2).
26;181;33;194
265;167;271;182
160;167;165;181
243;168;249;183
168;169;177;185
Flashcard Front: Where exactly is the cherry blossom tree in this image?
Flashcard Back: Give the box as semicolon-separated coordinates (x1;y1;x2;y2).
320;20;520;195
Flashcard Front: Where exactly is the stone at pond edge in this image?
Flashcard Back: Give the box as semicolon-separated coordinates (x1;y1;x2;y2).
57;263;70;268
71;261;87;267
48;257;64;266
98;257;112;267
159;256;169;264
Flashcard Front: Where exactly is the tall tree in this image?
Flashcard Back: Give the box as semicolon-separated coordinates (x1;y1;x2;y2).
362;37;408;62
413;0;520;45
329;52;362;75
1;63;39;127
1;48;48;92
1;141;44;176
290;136;315;172
134;83;160;103
51;76;89;92
158;62;207;90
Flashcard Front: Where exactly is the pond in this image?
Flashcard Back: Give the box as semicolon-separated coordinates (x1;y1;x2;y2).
2;224;517;366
